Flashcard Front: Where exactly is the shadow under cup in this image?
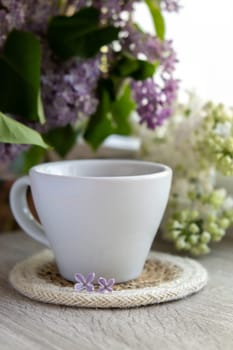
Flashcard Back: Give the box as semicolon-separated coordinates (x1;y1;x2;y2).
10;159;172;283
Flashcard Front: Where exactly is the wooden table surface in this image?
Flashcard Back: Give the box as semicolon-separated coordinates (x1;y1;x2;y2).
0;231;233;350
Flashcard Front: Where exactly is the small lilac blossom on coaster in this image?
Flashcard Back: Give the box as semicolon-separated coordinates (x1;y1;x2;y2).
74;272;95;292
98;277;115;293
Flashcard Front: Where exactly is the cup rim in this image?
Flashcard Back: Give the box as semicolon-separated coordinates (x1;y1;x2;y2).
30;159;172;180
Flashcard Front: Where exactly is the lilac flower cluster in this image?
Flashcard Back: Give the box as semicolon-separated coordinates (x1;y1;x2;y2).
0;0;60;46
0;0;180;163
0;0;26;48
132;78;178;128
124;27;178;129
41;54;100;130
131;76;178;130
90;5;179;129
25;0;60;34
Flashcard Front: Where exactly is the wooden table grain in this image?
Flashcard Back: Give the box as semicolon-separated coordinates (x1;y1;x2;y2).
0;231;233;350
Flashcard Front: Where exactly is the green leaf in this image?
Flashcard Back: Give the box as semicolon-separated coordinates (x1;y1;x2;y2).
48;7;119;59
44;125;79;157
115;56;140;76
0;30;44;122
84;84;114;150
145;0;165;40
84;81;135;150
76;26;120;58
111;84;136;135
114;54;158;80
0;112;49;149
21;146;46;172
133;60;159;80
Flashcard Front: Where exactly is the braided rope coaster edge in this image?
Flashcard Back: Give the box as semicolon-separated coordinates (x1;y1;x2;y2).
9;250;208;309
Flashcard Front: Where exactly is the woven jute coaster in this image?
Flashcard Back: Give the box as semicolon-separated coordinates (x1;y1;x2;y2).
9;250;208;308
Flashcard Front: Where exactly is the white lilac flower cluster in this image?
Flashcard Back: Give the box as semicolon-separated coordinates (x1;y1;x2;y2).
196;103;233;176
135;93;233;255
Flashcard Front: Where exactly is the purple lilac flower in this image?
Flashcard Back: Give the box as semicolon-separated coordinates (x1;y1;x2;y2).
121;25;177;66
92;0;137;25
162;77;179;104
131;78;177;128
123;26;178;129
40;51;100;130
120;26;158;62
25;0;60;34
161;0;181;12
74;272;95;292
160;39;178;76
0;0;26;48
0;143;28;163
98;277;115;293
69;0;138;26
0;1;60;47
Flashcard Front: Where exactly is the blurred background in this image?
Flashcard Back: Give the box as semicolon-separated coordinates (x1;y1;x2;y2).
135;0;233;104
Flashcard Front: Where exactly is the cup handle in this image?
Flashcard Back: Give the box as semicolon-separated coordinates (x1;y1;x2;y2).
10;176;50;247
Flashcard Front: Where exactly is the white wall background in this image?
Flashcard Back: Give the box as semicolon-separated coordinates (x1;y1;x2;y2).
135;1;233;105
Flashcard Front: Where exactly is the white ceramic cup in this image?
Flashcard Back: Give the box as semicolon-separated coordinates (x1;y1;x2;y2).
10;159;172;283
